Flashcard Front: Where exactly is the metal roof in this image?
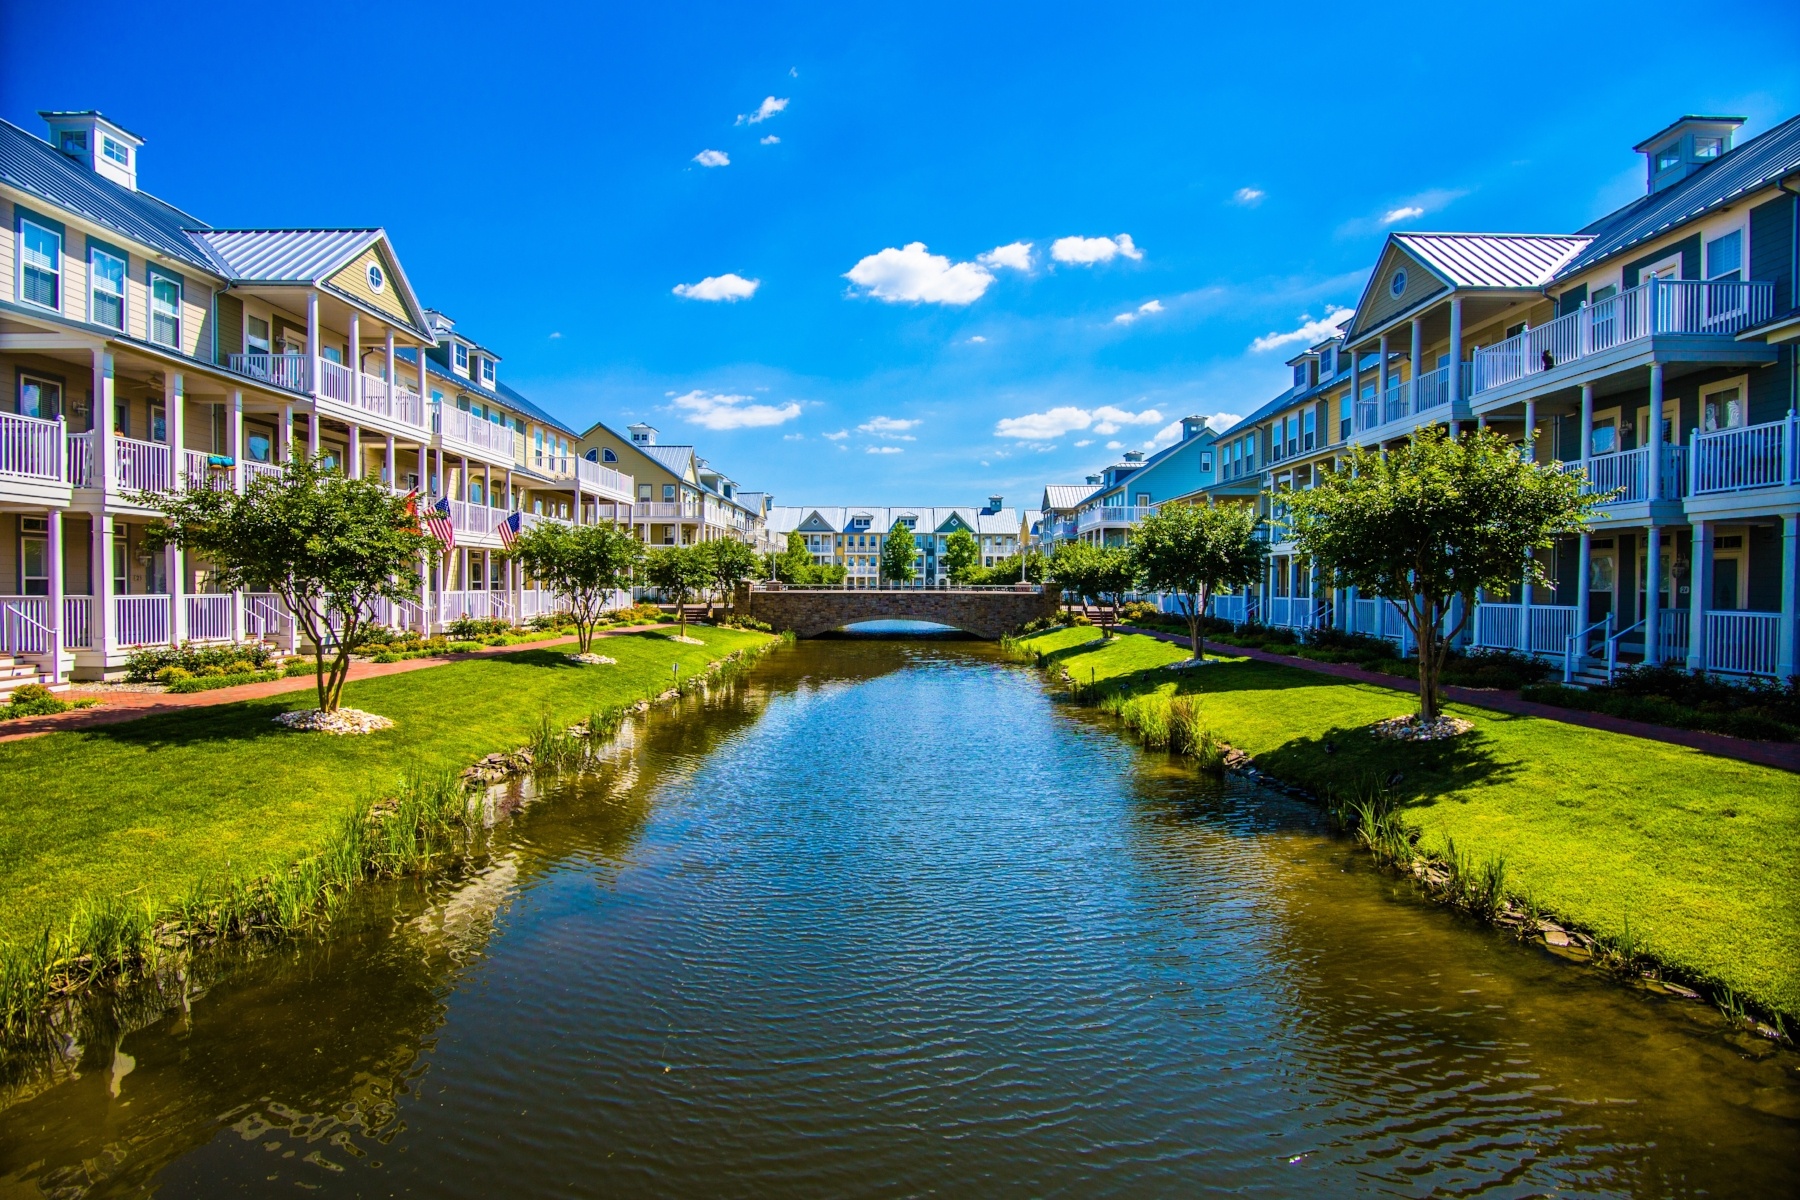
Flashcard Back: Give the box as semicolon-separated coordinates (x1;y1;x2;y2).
766;506;1025;536
0;118;224;274
1393;233;1591;289
1560;112;1800;279
494;381;580;438
194;228;380;283
641;444;696;477
1041;484;1102;511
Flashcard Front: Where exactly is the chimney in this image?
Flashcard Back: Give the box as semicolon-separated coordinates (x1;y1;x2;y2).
628;422;657;445
41;111;143;190
1634;115;1743;194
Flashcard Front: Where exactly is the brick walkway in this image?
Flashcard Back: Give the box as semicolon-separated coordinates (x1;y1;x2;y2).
0;625;663;744
1120;625;1800;774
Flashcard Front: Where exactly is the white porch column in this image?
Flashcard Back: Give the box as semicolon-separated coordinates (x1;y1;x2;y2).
46;508;64;675
385;433;396;487
1377;332;1391;409
94;511;114;659
1576;531;1592;649
1644;524;1662;665
227;388;243;491
1687;520;1712;672
306;290;320;399
1579;383;1594;471
384;331;396;405
1522;398;1537;462
1447;297;1464;407
93;349;115;495
346;422;362;479
165;371;184;482
482;548;492;603
1409;316;1423;400
348;312;361;408
167;370;187;646
1647;362;1664;501
279;402;293;464
1778;513;1798;680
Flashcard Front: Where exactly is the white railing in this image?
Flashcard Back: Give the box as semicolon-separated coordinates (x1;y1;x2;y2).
316;358;355;404
1349;597;1410;645
1077;505;1157;531
0;412;63;481
635;500;699;520
1383;380;1407;424
519;588;567;619
114;436;173;494
242;592;291;641
1569;444;1688;503
186;594;234;641
63;596;92;648
1474;601;1579;656
1659;608;1691;663
434;403;514;457
1703;610;1782;676
1265;595;1320;630
0;596;52;655
350;373;429;430
243;460;284;487
1208;593;1249;624
1690;414;1798;495
1473;279;1776;393
446;498;513;538
183;450;234;492
226;352;310;393
115;595;172;647
438;590;511;624
67;431;94;488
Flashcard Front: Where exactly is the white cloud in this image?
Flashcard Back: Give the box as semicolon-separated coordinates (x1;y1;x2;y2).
977;241;1033;272
1143;421;1185;451
548;331;563;339
1233;187;1266;207
844;243;994;305
1249;305;1355;353
738;96;789;125
858;416;919;440
967;335;988;344
782;433;804;441
994;403;1160;440
837;444;848;451
1050;234;1143;265
822;429;849;441
1205;411;1244;431
865;445;903;455
760;135;780;145
1073;439;1093;447
672;273;760;302
1112;298;1166;325
1106;440;1124;450
1382;205;1425;224
694;149;730;167
669;390;802;430
789;67;799;77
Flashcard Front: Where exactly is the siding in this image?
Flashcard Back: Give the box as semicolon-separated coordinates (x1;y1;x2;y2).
216;293;244;362
1747;344;1792;425
327;245;412;327
1620;232;1700;286
1358;243;1449;332
1748;192;1794;311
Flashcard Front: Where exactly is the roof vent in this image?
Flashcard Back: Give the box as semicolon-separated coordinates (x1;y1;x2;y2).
1085;474;1103;485
41;110;143;190
1122;451;1145;463
1633;115;1743;194
628;422;657;445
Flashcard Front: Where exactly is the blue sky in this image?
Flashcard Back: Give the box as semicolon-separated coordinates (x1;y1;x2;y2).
7;1;1799;506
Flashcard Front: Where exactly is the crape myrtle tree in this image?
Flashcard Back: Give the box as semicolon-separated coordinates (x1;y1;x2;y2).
1048;540;1103;617
942;529;980;584
506;519;643;654
643;544;713;639
1283;427;1603;722
1092;546;1138;639
1131;501;1267;660
764;531;846;586
143;459;437;713
702;536;760;614
879;520;919;587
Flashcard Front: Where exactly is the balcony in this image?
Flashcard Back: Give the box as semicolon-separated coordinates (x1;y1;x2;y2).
226;352;310;393
1076;505;1157;531
635;501;700;520
435;403;514;458
1560;444;1688;504
1689;414;1799;498
1355;364;1474;439
1471;278;1775;396
0;412;65;485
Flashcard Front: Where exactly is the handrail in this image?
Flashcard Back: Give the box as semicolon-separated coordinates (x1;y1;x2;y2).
1563;612;1611;683
1604;617;1644;683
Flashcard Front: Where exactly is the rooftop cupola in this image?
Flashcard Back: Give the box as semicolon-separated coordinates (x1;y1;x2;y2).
986;494;1004;513
1634;115;1743;194
628;422;658;446
1122;451;1145;463
41;110;144;190
1085;474;1103;485
1180;415;1207;440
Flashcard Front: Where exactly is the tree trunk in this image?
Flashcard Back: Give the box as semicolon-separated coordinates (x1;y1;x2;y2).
1416;603;1439;722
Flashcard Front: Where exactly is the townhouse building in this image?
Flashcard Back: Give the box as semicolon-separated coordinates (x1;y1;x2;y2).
1038;415;1221;548
0;109;768;685
766;503;1032;588
1172;112;1800;682
573;422;772;549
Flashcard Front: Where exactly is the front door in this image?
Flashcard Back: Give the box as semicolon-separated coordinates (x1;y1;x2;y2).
1589;549;1616;620
20;536;48;596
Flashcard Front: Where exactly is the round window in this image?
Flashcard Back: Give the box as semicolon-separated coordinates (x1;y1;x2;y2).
366;262;386;294
1389;268;1407;297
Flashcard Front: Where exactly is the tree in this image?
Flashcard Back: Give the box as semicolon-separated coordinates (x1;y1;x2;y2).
1048;541;1103;616
506;519;643;654
143;459;437;713
964;550;1045;586
1092;546;1138;639
942;529;980;584
879;520;918;587
767;531;846;586
643;545;713;639
1283;426;1604;721
702;537;760;614
1130;501;1267;660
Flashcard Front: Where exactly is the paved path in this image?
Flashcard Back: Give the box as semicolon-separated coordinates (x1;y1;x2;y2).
1119;625;1800;774
0;626;665;744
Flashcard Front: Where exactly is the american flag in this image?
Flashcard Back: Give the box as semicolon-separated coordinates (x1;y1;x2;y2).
495;510;523;549
425;497;456;550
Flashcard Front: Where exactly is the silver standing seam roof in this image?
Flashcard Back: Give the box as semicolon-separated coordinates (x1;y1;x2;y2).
1392;233;1592;289
194;228;384;282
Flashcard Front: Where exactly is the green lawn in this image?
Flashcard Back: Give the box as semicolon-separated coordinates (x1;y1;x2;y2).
0;626;771;947
1021;627;1800;1017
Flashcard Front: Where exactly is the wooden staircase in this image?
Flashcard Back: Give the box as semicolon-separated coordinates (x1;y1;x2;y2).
0;653;69;704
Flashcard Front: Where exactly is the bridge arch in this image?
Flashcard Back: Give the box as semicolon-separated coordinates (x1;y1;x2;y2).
734;583;1061;640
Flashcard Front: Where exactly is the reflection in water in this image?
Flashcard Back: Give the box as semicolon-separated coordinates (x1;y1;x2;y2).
0;639;1794;1197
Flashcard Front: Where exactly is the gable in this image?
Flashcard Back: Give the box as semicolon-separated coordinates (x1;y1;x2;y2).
1351;242;1448;336
799;510;833;531
328;242;412;326
937;512;971;533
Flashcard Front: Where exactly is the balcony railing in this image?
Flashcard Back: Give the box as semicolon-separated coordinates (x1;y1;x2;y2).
243;460;285;487
0;412;64;482
115;595;171;647
186;594;234;641
1359;364;1474;436
351;373;429;430
67;431;94;488
1472;278;1775;394
226;352;310;393
635;501;699;520
1703;610;1782;676
435;403;515;457
115;436;173;493
1077;505;1157;531
1689;414;1799;495
183;450;235;493
1561;444;1688;503
63;596;92;649
316;358;354;404
1473;602;1579;656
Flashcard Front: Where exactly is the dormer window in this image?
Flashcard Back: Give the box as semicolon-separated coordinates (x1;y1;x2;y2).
480;357;495;386
1694;136;1722;159
1656;148;1681;171
59;130;87;156
453;344;469;374
101;135;129;166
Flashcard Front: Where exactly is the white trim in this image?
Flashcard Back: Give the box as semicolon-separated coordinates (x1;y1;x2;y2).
1698;373;1751;432
87;243;126;331
148;266;182;349
17;217;62;312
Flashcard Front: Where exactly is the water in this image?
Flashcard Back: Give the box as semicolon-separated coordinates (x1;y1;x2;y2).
2;639;1795;1197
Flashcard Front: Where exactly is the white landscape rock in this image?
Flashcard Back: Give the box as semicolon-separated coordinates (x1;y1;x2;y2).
274;708;395;735
1369;714;1473;742
567;653;618;665
666;634;704;645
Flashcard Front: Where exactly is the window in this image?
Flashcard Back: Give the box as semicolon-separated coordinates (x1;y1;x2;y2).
1292;364;1307;388
1590;417;1617;456
365;262;385;293
101;135;129;166
59;130;87;155
1199;450;1214;473
1694;136;1722;159
17;374;62;420
1317;347;1334;377
1339;392;1353;437
1656;149;1681;171
1389;268;1407;297
638;483;652;501
481;358;495;386
247;432;273;462
1302;409;1316;450
602;447;617;462
247;315;272;355
663;484;676;501
20;219;60;309
453;344;469;373
149;270;182;347
1705;230;1742;282
89;245;125;329
1702;384;1745;431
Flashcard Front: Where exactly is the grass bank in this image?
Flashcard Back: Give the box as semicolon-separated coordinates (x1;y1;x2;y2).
1013;626;1800;1022
0;626;772;956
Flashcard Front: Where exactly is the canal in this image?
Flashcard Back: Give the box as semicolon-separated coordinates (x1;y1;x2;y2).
2;638;1795;1196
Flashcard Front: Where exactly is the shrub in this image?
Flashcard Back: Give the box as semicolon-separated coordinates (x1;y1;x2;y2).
609;602;666;625
1521;670;1799;743
446;616;508;641
1118;600;1163;624
1;683;94;719
1439;647;1553;690
717;614;773;632
447;640;484;654
164;669;281;694
124;641;274;682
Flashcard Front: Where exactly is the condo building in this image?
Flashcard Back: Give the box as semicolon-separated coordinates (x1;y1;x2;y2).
766;501;1034;587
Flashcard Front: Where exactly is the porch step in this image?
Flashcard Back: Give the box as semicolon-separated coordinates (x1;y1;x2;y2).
0;669;70;704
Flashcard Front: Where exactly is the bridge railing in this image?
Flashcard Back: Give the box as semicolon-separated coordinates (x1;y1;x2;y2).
747;582;1044;593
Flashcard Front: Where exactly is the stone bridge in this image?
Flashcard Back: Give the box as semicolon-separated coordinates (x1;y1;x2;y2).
734;582;1062;639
